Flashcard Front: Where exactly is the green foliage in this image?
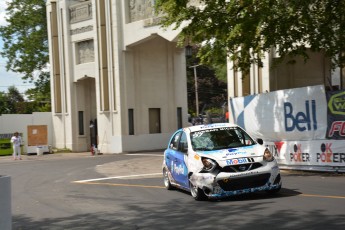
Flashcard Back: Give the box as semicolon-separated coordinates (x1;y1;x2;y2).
0;85;49;114
0;0;51;112
0;91;11;114
0;0;48;80
212;63;227;82
0;86;24;114
26;72;51;112
155;0;345;72
186;60;227;115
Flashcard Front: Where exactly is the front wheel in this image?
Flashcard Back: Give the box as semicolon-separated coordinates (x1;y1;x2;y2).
163;168;173;190
190;182;207;201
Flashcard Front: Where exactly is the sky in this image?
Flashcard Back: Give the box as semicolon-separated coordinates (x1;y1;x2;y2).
0;0;35;94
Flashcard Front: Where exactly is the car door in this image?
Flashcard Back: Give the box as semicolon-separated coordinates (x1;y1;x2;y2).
166;131;189;188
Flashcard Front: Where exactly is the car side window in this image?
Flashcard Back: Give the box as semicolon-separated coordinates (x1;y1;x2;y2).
170;132;182;150
178;132;188;153
235;129;254;145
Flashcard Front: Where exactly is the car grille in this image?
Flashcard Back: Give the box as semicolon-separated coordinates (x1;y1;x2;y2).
217;173;271;191
221;162;262;173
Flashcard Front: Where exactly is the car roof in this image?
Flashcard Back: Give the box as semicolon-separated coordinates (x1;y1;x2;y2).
184;123;239;133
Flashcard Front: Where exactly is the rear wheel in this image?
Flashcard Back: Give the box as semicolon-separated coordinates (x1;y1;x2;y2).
163;168;173;190
190;182;207;201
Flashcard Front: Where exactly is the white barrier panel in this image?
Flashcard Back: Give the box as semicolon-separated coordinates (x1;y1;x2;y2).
230;85;328;141
0;175;11;230
265;140;345;172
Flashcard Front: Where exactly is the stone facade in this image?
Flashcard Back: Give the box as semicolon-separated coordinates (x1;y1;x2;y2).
46;0;188;153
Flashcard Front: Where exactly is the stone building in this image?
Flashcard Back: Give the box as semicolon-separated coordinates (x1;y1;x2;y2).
47;0;341;154
227;49;342;98
46;0;189;153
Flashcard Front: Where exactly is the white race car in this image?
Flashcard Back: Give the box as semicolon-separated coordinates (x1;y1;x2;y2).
163;123;282;200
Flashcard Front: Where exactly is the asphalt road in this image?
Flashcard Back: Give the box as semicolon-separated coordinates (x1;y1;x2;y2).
0;152;344;230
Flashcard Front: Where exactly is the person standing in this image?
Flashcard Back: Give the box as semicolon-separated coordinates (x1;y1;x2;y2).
11;132;22;160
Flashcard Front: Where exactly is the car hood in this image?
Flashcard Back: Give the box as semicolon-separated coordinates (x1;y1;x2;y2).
196;144;265;162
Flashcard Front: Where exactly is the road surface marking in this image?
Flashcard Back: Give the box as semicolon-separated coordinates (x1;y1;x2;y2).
125;153;163;157
298;193;345;199
73;173;161;183
73;181;165;189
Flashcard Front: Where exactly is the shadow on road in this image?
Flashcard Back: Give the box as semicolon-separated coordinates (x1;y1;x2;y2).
12;187;344;230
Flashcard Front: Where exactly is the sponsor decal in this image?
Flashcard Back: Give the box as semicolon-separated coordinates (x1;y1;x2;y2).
200;124;227;129
223;150;247;157
290;144;310;162
227;148;238;152
227;171;260;178
265;142;284;157
326;90;345;140
226;158;248;165
274;142;284;157
328;91;345;115
223;146;253;157
328;121;345;137
284;100;317;132
316;143;345;163
192;129;218;138
171;162;185;175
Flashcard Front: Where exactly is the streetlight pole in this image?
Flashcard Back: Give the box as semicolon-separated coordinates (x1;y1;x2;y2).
189;64;200;117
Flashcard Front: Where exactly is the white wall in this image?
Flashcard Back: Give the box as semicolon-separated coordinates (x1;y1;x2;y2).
0;112;53;154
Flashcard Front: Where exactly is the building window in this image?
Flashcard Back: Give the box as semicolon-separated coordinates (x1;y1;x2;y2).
149;108;161;134
177;107;182;129
128;109;134;135
78;111;84;135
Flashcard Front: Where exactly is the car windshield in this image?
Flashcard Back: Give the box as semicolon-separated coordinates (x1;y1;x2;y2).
190;127;255;151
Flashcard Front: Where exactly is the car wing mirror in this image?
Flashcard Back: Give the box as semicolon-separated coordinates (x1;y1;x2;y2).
257;138;264;145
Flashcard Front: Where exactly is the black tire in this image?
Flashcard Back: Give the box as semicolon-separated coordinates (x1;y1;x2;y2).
190;182;207;201
163;168;173;190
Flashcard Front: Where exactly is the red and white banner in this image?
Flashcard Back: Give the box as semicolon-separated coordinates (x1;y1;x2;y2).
265;140;345;171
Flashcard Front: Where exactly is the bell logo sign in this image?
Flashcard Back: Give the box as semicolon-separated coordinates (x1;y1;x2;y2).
284;100;317;132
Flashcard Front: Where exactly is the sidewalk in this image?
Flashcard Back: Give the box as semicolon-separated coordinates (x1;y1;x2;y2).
0;151;164;177
0;152;93;163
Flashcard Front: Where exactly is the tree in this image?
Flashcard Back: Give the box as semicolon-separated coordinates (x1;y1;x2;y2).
0;86;24;114
0;0;50;111
0;0;48;80
25;72;51;112
186;53;227;117
155;0;345;72
0;91;10;115
0;85;48;114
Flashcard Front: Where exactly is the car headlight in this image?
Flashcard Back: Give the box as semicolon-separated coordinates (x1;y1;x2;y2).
263;148;274;162
201;158;217;172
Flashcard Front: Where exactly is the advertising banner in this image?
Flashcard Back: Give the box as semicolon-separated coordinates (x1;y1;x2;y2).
326;90;345;139
265;140;345;171
230;85;328;141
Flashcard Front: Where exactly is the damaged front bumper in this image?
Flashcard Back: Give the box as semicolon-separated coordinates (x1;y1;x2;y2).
189;164;282;199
